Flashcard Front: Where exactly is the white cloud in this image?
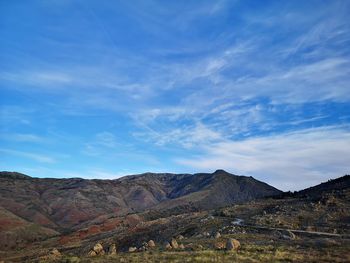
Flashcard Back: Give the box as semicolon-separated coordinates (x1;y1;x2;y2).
134;122;222;149
176;126;350;191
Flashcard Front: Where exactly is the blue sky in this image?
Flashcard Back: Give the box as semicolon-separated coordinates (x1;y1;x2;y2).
1;0;350;190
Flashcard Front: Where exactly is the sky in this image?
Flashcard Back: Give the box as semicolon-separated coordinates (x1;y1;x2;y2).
1;0;350;191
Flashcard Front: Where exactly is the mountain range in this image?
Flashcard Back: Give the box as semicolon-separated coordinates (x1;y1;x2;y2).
0;170;348;262
0;170;281;231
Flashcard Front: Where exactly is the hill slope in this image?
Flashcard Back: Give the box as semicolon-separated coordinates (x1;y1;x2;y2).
0;170;281;231
297;175;350;198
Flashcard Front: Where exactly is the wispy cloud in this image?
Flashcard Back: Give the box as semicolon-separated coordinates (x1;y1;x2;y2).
134;122;222;149
82;132;118;156
1;0;349;187
0;149;56;163
176;126;350;191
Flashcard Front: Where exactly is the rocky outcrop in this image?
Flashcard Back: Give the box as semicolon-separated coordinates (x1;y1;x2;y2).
88;243;105;256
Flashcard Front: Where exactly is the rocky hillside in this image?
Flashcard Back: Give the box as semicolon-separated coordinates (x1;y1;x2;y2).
297;175;350;198
0;170;281;232
0;172;348;262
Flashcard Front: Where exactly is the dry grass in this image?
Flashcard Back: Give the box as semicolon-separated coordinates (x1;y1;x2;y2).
55;240;350;263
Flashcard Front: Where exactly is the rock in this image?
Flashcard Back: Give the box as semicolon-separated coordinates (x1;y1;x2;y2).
179;244;185;249
108;244;117;255
215;232;221;239
170;238;179;249
128;247;137;252
92;243;104;254
203;231;210;237
50;248;61;258
274;230;296;240
226;238;240;251
148;240;156;247
138;246;147;252
214;241;225;250
165;242;172;250
87;250;97;257
177;235;184;240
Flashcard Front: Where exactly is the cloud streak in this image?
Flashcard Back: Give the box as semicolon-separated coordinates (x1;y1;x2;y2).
176;126;350;191
0;0;349;189
0;149;56;164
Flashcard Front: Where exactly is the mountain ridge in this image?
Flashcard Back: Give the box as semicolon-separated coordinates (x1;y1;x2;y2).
0;171;349;260
0;170;281;231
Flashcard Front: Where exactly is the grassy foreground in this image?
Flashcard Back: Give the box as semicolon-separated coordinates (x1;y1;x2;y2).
55;242;350;263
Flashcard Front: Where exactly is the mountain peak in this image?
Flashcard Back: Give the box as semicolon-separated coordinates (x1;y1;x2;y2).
213;169;230;175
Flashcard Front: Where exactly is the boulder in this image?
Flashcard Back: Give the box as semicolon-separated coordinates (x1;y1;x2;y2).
203;231;210;237
87;250;97;257
50;248;61;258
148;240;156;247
165;242;172;250
108;244;117;255
214;241;225;250
179;244;185;249
92;243;104;254
170;238;179;249
226;238;240;251
128;247;137;252
215;232;221;239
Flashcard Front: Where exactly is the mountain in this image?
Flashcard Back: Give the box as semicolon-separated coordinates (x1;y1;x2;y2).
297;175;350;198
0;206;59;250
0;171;348;262
0;170;281;232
